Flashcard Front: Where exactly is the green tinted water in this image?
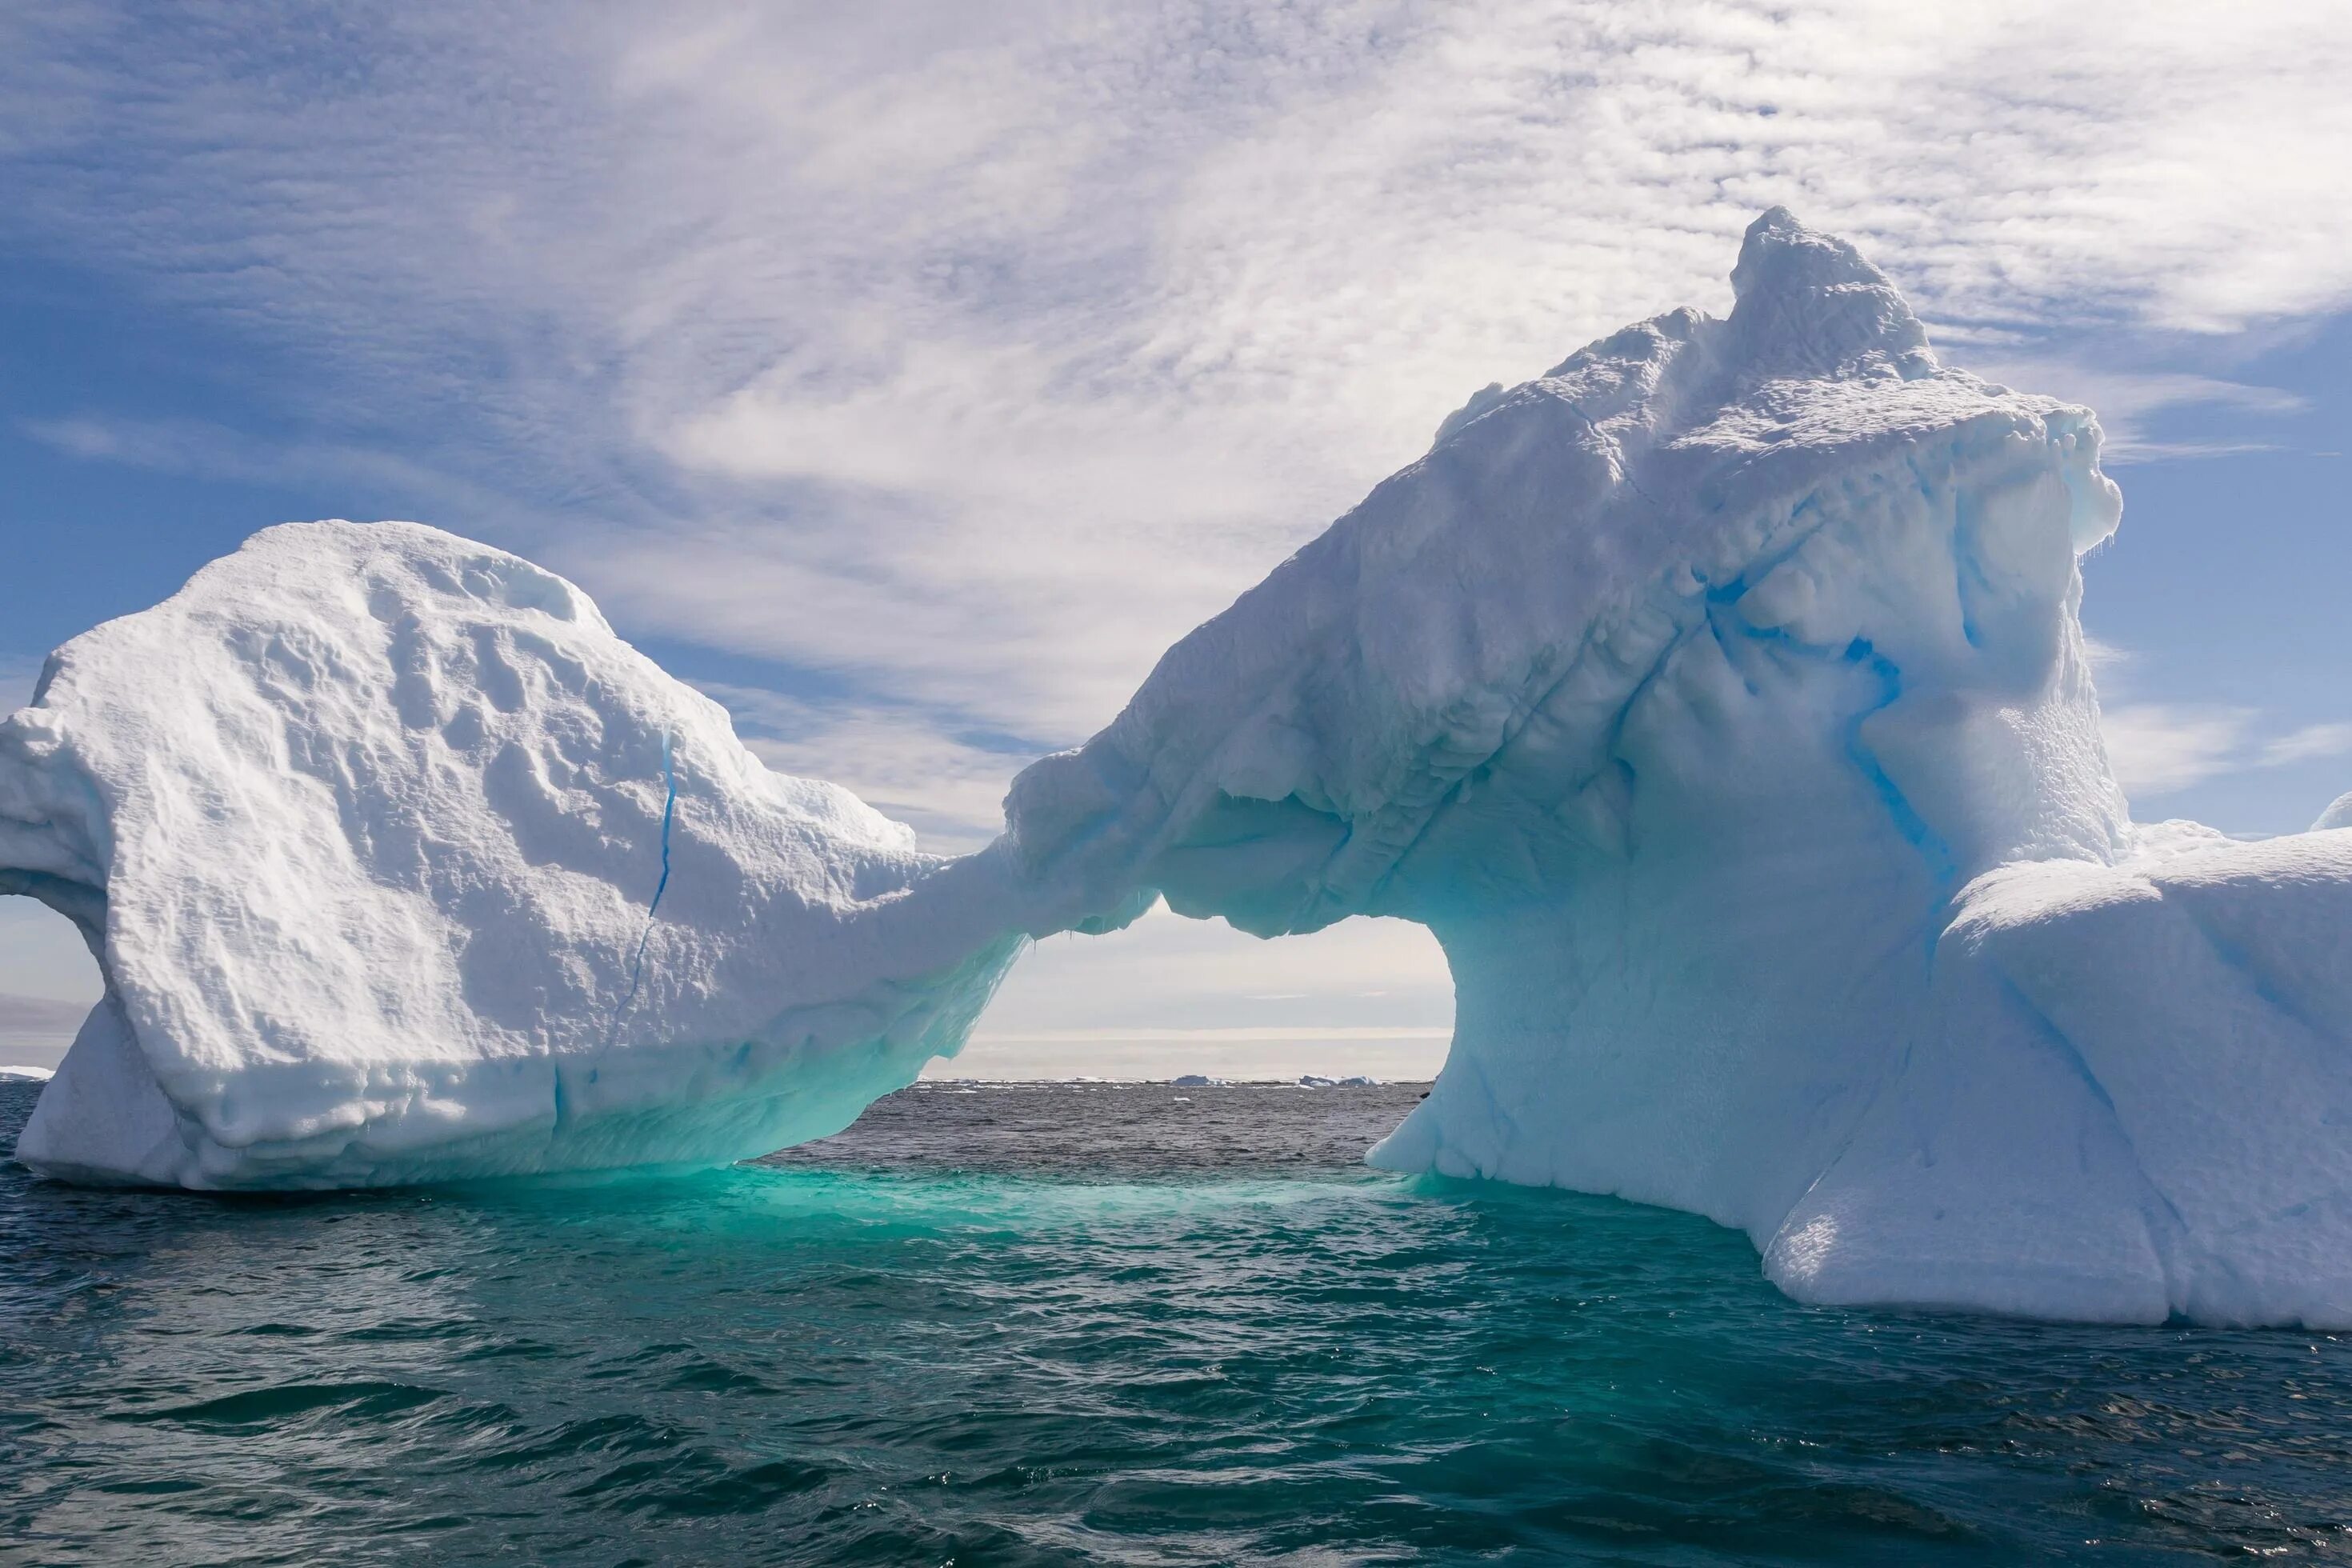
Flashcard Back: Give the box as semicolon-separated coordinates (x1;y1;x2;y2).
3;1081;2346;1563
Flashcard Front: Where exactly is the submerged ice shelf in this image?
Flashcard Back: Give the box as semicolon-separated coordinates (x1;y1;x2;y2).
6;210;2349;1326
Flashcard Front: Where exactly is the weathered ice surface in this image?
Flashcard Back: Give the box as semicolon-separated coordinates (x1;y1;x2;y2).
11;212;2349;1328
2;522;1018;1187
1001;210;2352;1327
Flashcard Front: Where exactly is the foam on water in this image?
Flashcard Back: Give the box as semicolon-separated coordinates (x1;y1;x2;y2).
5;1080;2349;1566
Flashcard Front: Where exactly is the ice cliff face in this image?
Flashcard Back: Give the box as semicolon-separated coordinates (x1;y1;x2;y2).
2;523;1018;1187
10;211;2350;1328
1002;210;2352;1327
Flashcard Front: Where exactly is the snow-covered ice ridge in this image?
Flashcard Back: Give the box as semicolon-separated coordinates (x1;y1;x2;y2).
2;523;1019;1187
1002;210;2352;1327
6;210;2350;1326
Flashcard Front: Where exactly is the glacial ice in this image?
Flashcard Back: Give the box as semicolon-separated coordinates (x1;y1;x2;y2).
2;522;1019;1187
8;209;2350;1327
1000;210;2352;1327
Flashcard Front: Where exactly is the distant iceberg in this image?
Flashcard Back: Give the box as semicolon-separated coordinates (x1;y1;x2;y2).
2317;790;2352;832
8;211;2350;1329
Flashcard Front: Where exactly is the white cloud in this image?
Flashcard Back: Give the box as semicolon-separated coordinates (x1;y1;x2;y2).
696;681;1027;852
2101;705;2352;799
2101;704;2256;796
969;901;1456;1078
988;903;1453;1035
1941;362;2304;463
6;1;2351;746
2078;635;2137;674
19;414;567;542
2262;723;2352;770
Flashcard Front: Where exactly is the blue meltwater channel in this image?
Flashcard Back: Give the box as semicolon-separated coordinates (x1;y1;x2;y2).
2;1080;2347;1564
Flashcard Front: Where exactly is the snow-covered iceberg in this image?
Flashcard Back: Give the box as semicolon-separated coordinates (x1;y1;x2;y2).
1002;210;2352;1327
2;522;1018;1187
9;210;2349;1328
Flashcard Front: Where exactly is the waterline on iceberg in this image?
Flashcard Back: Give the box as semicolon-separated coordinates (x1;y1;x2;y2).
6;210;2350;1328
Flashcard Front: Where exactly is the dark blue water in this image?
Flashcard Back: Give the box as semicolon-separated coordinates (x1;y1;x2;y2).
2;1079;2348;1565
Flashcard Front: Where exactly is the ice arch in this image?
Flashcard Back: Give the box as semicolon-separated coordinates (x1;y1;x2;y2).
995;211;2352;1327
6;211;2350;1327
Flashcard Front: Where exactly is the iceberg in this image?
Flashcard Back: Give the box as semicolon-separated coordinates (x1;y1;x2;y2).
7;210;2348;1327
2318;790;2352;832
2;522;1018;1187
1001;210;2352;1327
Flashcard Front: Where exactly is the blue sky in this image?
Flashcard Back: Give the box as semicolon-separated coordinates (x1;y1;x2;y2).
2;2;2347;1073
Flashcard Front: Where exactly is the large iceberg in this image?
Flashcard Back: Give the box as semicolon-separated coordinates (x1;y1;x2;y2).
1001;210;2352;1327
2;522;1018;1187
8;211;2350;1328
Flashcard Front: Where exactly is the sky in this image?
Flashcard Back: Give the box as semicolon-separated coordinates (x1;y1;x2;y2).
1;1;2347;1075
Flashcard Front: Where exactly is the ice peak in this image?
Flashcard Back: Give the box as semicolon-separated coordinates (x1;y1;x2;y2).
1726;207;1933;380
1729;208;1874;300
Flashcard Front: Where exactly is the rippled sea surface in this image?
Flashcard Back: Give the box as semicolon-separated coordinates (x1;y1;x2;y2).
4;1080;2350;1565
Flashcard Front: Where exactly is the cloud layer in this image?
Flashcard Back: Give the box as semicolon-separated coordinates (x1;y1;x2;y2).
9;0;2351;746
2102;704;2352;801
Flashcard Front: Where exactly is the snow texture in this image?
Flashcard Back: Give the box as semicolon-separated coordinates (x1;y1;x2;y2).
2316;790;2352;832
2;523;1019;1187
9;210;2350;1327
1000;210;2352;1327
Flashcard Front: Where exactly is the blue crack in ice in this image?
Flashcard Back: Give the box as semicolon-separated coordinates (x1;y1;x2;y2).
610;730;676;1040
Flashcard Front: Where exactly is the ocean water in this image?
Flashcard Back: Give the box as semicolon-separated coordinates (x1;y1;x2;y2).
2;1081;2348;1565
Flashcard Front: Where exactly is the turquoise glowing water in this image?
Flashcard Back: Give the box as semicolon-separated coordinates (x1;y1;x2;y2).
3;1081;2349;1564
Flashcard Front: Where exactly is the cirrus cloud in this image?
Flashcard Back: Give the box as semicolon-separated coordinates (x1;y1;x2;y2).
6;0;2350;745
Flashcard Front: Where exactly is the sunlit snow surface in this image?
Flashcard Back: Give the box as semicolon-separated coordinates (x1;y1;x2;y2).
1001;210;2352;1327
0;522;1019;1189
6;211;2350;1326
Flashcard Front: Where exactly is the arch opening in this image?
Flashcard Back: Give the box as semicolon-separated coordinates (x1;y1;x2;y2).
0;892;102;1077
947;902;1454;1086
